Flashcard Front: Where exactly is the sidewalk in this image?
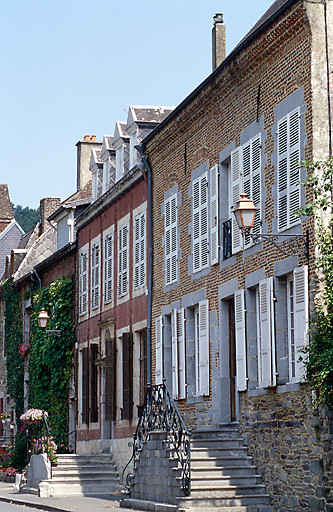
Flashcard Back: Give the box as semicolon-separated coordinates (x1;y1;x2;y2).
0;480;134;512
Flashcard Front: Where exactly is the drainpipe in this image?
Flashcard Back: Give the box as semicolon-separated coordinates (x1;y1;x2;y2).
31;269;41;289
135;144;152;385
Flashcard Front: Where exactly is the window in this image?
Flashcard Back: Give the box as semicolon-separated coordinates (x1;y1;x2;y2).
81;345;99;425
91;243;100;310
171;309;186;400
79;250;88;316
122;332;133;420
287;266;308;381
230;134;261;253
164;194;178;285
102;159;110;194
194;300;209;396
277;107;300;231
134;212;145;290
118;224;128;297
104;233;113;304
193;173;209;272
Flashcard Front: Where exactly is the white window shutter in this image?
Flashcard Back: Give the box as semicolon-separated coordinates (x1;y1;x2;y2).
118;225;128;297
164;195;178;285
140;212;145;287
231;148;242;254
104;235;113;304
155;316;163;385
234;289;247;391
259;277;276;387
171;309;179;399
91;244;100;309
293;265;308;381
210;164;219;265
193;179;201;272
80;252;88;315
177;309;186;399
198;300;209;396
278;108;300;231
193;173;209;272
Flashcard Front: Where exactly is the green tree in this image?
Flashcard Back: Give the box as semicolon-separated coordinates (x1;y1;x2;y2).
12;204;39;233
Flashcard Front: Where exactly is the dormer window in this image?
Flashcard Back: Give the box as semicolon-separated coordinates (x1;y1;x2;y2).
129;126;138;170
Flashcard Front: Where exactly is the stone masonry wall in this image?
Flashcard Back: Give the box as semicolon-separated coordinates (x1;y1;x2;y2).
239;386;325;512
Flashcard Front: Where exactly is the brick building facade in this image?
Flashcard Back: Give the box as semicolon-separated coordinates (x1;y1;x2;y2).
140;1;333;510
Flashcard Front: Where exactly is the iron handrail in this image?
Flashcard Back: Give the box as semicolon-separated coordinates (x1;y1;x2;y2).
122;381;191;496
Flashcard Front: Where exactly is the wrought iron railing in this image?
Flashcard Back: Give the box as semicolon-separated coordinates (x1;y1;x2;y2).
122;381;191;496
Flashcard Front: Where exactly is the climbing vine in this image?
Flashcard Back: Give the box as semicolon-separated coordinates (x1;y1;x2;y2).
29;277;75;441
299;157;333;409
3;281;24;420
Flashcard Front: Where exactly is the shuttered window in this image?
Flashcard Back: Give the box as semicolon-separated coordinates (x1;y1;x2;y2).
243;135;261;247
258;278;276;388
122;332;133;420
155;316;163;385
230;134;262;253
171;309;186;400
118;224;128;297
277;107;301;231
210;164;219;265
79;251;88;316
288;266;308;382
195;300;209;396
193;173;209;273
234;290;247;391
134;212;145;289
104;234;113;304
165;194;178;285
91;244;100;310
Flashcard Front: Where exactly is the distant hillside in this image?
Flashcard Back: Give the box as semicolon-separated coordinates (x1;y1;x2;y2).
12;204;39;234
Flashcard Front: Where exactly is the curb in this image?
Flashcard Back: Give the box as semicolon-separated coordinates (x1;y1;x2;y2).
0;494;73;512
121;498;178;512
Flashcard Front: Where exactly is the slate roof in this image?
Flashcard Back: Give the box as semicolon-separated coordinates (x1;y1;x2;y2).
131;106;174;124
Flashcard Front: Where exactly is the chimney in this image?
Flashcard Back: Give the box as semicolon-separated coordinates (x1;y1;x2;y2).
39;197;61;235
76;136;102;191
212;13;225;71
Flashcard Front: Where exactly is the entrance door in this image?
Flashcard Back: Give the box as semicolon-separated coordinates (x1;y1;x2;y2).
228;299;236;422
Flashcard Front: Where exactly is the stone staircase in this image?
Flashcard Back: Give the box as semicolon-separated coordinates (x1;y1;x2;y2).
177;425;274;512
39;453;120;497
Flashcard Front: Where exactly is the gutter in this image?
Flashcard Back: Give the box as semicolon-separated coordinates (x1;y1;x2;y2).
136;145;152;385
141;0;298;148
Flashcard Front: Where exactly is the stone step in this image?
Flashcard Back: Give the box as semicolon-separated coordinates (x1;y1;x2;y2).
189;484;267;498
40;480;119;496
189;475;261;486
190;465;258;477
191;447;249;458
191;456;253;467
51;474;119;483
191;438;246;448
177;493;271;508
52;468;118;476
179;507;274;512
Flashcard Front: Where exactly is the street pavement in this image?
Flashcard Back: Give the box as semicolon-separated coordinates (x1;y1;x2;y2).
0;481;136;512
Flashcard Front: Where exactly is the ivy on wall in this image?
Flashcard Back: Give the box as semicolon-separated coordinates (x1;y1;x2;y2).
29;278;75;441
299;158;333;409
3;281;24;420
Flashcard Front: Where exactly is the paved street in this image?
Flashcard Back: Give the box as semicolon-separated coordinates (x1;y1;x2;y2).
0;482;138;512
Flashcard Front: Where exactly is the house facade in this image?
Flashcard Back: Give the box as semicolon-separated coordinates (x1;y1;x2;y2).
75;107;172;472
140;1;332;510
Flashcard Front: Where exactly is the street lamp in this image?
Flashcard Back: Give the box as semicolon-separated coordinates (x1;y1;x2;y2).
232;193;309;259
37;308;61;337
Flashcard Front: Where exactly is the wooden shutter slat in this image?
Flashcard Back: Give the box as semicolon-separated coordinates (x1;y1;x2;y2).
198;300;209;396
155;316;163;385
231;148;242;253
234;289;247;391
293;266;308;381
171;309;178;399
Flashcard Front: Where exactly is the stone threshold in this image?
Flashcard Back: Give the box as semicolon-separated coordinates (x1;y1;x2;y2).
121;498;178;512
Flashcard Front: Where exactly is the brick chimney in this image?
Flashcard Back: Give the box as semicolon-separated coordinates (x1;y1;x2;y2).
39;197;61;235
76;135;102;191
212;13;225;71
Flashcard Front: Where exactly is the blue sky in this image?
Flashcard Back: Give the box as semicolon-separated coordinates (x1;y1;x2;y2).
1;0;275;209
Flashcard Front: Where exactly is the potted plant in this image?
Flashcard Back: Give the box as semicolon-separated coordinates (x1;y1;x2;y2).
20;409;48;426
4;467;18;483
32;436;57;465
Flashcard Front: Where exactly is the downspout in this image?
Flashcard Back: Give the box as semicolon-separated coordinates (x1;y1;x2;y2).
136;145;152;385
31;269;41;289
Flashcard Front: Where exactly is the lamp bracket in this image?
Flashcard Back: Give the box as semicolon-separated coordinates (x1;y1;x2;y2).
45;330;62;337
248;231;309;260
